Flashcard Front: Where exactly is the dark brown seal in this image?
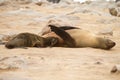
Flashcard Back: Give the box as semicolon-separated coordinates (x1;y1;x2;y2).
5;32;59;49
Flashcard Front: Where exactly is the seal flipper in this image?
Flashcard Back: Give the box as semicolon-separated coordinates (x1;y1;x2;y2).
48;25;76;47
59;26;80;30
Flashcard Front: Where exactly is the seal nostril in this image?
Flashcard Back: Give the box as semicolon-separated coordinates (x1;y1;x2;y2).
114;42;116;46
112;42;116;47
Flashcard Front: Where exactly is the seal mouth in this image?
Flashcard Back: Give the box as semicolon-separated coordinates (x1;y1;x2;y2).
105;39;116;50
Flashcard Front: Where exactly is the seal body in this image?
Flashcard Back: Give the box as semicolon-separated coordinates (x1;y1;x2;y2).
46;25;116;50
65;29;115;49
5;32;58;49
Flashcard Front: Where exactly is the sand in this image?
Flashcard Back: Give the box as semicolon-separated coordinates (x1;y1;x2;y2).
0;1;120;80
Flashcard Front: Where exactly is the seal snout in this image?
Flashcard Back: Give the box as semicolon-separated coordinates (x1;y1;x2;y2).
106;39;116;49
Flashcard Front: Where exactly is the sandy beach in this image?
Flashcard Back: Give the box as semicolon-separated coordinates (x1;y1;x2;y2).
0;0;120;80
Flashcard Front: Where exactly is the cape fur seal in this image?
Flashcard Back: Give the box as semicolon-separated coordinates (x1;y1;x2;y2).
45;25;116;50
5;32;59;49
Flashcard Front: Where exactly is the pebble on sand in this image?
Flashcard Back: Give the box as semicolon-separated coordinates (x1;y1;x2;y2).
111;65;120;73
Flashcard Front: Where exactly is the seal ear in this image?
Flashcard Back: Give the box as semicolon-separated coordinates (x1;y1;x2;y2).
48;25;76;47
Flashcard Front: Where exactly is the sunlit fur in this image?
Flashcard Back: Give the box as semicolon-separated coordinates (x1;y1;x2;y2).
42;25;116;50
62;29;115;49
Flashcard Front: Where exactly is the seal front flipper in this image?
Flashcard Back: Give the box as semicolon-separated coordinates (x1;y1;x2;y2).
48;25;76;47
59;26;80;30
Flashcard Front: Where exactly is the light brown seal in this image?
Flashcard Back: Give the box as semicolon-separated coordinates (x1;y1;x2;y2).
47;25;116;50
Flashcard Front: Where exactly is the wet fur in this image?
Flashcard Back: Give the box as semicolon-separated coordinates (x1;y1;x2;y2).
5;33;58;49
